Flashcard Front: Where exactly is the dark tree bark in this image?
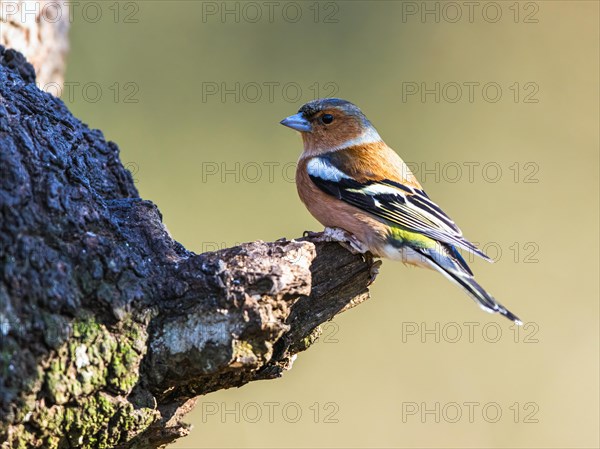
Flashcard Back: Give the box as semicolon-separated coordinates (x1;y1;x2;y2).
0;47;376;448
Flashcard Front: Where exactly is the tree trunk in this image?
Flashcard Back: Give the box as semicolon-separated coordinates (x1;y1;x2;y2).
0;46;376;448
0;0;70;88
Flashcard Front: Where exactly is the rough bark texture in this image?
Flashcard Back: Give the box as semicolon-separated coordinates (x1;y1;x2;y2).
0;47;376;448
0;0;70;88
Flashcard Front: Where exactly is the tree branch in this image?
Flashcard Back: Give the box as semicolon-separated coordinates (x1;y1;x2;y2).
0;46;376;448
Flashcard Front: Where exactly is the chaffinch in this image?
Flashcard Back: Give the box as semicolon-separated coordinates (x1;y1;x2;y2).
281;98;521;324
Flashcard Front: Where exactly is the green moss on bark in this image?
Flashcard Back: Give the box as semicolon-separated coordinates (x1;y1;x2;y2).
1;316;157;448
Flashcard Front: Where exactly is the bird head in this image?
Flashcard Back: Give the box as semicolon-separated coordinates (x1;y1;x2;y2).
280;98;382;155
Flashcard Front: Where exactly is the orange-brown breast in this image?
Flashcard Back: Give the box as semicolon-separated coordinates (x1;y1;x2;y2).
296;156;392;256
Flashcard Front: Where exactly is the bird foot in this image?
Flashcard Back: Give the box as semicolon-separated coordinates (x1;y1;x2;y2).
304;227;368;254
303;228;381;285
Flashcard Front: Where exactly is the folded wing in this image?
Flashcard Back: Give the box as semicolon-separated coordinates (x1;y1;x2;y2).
306;156;492;262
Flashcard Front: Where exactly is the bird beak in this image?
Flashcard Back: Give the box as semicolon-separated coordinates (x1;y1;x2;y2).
280;113;312;132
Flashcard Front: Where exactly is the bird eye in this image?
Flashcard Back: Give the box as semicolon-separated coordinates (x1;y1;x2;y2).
321;114;334;125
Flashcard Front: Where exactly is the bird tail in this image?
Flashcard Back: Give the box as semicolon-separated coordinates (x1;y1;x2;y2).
420;246;522;325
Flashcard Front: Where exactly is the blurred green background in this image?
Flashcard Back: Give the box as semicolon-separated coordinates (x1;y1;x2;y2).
65;1;598;448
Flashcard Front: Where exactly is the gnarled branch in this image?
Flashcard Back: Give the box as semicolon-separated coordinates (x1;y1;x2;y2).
0;47;376;449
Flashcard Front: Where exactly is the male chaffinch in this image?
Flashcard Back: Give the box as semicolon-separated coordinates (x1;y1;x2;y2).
281;98;521;324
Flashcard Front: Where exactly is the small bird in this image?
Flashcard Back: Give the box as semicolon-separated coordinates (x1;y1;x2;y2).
280;98;521;324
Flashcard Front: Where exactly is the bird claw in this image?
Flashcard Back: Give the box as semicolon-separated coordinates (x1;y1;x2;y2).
302;230;323;239
367;258;382;285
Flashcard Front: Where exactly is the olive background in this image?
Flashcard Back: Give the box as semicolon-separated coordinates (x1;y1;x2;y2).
65;1;598;448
